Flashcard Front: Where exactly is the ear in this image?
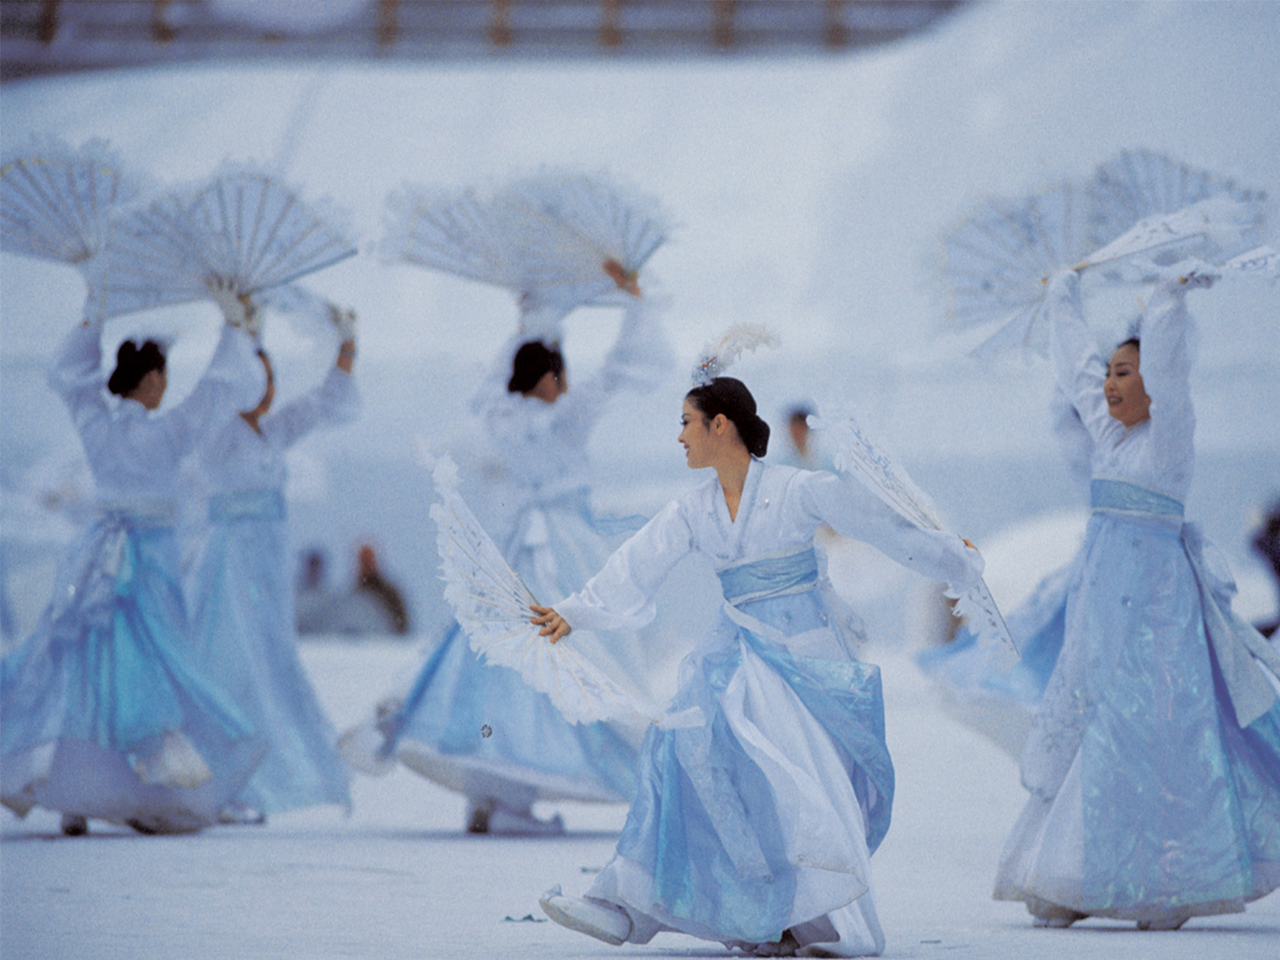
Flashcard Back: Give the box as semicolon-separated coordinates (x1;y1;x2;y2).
710;413;730;437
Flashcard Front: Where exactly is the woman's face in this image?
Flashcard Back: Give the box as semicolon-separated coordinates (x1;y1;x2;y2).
679;400;713;469
1104;342;1150;427
132;367;167;411
527;368;568;404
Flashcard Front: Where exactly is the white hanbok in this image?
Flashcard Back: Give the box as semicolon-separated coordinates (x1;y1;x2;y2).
994;272;1280;923
1;321;267;833
554;458;982;956
187;365;359;814
369;300;668;818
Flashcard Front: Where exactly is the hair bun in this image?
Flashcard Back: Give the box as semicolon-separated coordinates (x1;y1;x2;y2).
108;338;166;397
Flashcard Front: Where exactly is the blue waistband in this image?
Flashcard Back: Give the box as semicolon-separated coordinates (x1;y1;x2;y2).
209;489;286;522
96;498;176;528
717;547;819;606
1090;479;1184;519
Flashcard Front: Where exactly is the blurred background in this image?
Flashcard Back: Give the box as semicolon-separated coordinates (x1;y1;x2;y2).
2;0;1278;649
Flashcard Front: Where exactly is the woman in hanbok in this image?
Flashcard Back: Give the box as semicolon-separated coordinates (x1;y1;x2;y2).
1;292;267;835
186;322;359;819
360;298;666;834
533;376;984;957
993;268;1280;929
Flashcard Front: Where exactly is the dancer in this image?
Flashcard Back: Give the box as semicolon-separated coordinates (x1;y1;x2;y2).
533;375;984;956
354;298;668;834
993;268;1280;929
186;311;359;819
1;286;267;835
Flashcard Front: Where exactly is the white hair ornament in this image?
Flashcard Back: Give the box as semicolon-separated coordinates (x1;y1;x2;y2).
690;324;780;386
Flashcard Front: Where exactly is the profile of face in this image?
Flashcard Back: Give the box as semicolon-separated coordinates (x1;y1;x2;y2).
130;367;168;411
527;367;568;404
1104;342;1150;427
679;399;741;470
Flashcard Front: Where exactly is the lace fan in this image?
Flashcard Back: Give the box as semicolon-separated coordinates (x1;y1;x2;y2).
86;170;357;321
429;458;697;729
1219;243;1279;277
383;172;670;339
1087;149;1265;262
812;416;1019;671
1077;196;1267;273
505;170;672;300
942;183;1091;358
1;137;147;267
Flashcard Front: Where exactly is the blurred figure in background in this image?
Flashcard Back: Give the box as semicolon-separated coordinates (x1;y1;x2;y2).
294;548;338;636
2;288;266;836
186;316;360;820
351;543;410;636
1253;499;1280;638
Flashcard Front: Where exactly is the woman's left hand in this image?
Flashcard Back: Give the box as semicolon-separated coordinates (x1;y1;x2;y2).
530;605;571;643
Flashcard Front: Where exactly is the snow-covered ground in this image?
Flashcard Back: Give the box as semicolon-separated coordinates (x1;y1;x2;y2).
3;2;1280;957
3;638;1276;960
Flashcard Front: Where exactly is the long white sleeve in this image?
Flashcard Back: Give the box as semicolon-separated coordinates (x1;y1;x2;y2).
1047;270;1124;451
1136;279;1196;482
158;324;265;459
262;365;360;452
47;322;112;461
797;470;984;592
554;499;694;633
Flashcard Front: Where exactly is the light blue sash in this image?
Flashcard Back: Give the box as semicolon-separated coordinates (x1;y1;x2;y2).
209;489;285;523
1090;478;1184;519
717;547;818;607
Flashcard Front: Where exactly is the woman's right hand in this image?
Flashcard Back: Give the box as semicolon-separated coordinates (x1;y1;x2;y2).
206;276;258;334
530;605;571;643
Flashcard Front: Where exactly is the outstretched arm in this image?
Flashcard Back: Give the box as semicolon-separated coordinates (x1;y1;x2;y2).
264;340;361;449
540;498;694;638
1046;268;1119;448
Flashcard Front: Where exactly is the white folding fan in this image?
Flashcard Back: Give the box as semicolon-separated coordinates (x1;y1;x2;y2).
941;182;1091;359
1;137;148;267
86;169;357;321
1087;148;1266;264
429;457;699;730
812;415;1019;671
382;171;671;338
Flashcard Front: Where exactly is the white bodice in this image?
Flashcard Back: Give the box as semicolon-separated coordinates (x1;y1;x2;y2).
48;322;263;505
197;366;359;493
1048;274;1195;502
557;459;982;634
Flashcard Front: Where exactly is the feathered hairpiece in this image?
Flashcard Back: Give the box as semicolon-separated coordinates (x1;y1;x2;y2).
690;324;779;386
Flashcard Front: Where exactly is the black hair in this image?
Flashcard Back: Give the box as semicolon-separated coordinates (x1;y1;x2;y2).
107;339;166;397
507;340;565;394
1117;336;1140;351
685;376;770;458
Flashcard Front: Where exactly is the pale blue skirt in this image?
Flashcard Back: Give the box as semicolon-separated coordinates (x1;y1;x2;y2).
1;512;265;832
187;490;351;814
996;480;1280;920
588;548;891;954
378;493;640;806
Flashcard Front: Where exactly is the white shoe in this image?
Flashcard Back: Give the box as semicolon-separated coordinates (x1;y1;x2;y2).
1028;898;1086;928
539;886;632;946
487;804;564;836
1137;914;1189;931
